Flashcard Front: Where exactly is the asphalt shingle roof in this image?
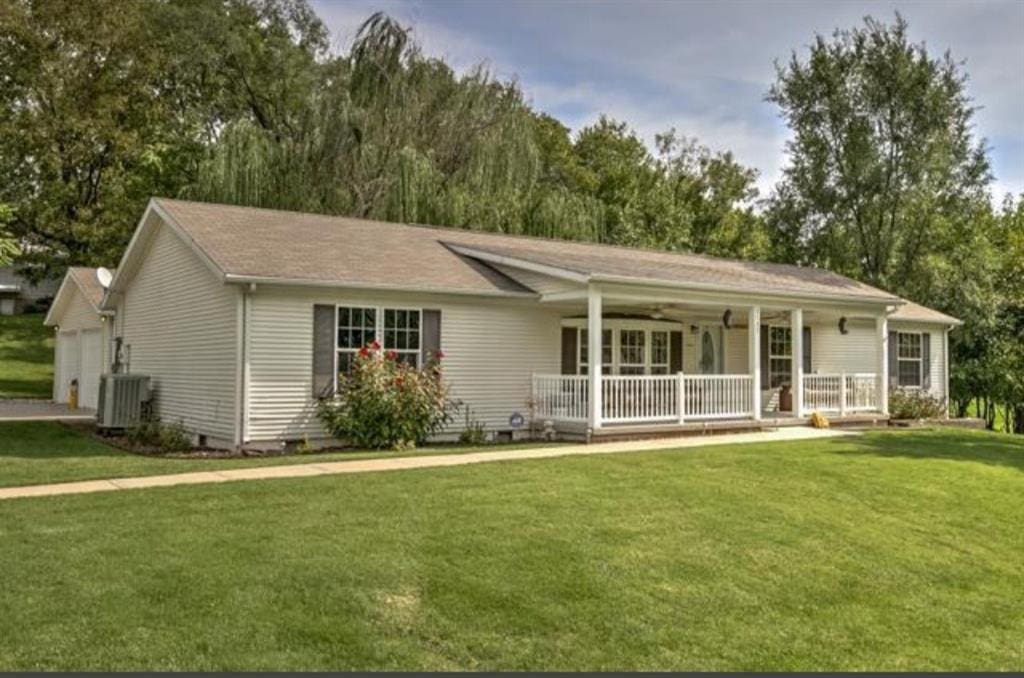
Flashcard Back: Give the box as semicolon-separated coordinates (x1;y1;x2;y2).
155;198;915;305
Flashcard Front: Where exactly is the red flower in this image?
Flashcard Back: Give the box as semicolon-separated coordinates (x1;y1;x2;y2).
434;350;445;360
370;340;381;350
386;350;398;361
393;376;404;387
358;346;370;358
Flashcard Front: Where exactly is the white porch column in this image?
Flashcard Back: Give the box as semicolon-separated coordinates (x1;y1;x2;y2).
748;306;761;420
877;314;889;415
791;308;804;417
587;285;603;431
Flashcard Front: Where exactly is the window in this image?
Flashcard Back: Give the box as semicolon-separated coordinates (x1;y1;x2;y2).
384;308;421;367
337;306;422;376
619;330;646;375
768;325;792;388
897;332;922;387
578;329;612;375
650;331;670;374
337;306;376;375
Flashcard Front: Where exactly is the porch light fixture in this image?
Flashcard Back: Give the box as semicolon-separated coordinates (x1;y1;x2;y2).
839;316;849;335
722;309;733;329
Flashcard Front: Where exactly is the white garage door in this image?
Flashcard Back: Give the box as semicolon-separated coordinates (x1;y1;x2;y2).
55;330;79;403
78;329;103;409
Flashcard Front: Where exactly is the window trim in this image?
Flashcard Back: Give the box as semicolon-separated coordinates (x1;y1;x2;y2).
896;331;923;389
650;330;670;375
578;328;613;375
618;328;647;375
335;305;424;388
768;324;793;389
568;319;689;376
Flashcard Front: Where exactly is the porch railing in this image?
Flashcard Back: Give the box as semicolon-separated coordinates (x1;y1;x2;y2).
602;375;677;423
680;374;754;420
531;373;755;425
803;373;878;414
532;374;589;422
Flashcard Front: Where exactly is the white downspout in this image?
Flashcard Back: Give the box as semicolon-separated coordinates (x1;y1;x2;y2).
235;284;253;449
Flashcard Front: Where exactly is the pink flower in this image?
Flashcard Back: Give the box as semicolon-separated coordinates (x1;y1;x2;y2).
434;350;445;360
369;340;381;350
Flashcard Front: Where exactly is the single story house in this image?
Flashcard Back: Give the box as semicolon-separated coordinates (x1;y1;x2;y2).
54;197;959;447
42;267;115;409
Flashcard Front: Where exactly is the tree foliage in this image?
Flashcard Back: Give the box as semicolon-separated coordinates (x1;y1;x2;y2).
767;14;990;288
766;13;1021;433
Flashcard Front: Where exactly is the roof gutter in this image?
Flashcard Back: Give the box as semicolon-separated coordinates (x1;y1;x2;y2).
589;273;903;307
221;274;539;299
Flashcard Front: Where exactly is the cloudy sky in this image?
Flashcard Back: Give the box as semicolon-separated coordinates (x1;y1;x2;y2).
311;0;1023;200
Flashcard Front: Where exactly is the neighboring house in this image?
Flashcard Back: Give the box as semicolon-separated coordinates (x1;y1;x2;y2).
0;266;58;315
43;267;115;409
77;198;957;448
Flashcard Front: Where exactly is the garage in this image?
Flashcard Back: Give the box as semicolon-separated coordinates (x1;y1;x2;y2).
43;267;114;410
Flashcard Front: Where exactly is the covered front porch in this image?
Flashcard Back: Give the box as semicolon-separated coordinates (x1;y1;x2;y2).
530;282;891;437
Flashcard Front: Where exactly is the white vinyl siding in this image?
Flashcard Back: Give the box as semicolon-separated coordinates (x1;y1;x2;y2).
58;284;103;331
809;319;947;402
50;280;108;404
246;286;562;442
890;321;947;401
723;327;748;374
809;319;877;374
116;223;238;441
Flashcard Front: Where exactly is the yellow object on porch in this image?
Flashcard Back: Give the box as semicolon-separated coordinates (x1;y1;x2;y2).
809;411;830;428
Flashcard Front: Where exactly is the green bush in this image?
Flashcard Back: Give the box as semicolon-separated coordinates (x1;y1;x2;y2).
890;388;946;420
126;418;192;454
458;408;488;445
316;342;457;450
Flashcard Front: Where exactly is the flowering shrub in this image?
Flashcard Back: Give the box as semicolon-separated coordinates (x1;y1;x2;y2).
890;388;946;420
316;341;457;450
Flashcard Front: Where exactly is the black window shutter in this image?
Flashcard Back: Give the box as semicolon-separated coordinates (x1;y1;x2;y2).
802;326;812;374
312;304;335;398
561;327;577;375
422;310;442;364
760;324;769;386
670;330;683;373
921;332;931;389
888;332;899;388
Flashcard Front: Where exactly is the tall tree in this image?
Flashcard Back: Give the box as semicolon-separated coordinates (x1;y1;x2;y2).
766;14;991;291
0;0;328;280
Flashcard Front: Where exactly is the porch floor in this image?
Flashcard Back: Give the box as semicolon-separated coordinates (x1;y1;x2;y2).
550;413;890;443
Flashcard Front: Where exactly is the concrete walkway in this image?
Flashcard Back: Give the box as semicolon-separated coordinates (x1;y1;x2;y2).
0;399;95;422
0;426;853;501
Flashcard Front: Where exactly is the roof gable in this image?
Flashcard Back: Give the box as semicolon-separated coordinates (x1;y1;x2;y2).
43;267;113;326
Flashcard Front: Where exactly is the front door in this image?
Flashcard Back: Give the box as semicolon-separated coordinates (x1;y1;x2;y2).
698;325;722;374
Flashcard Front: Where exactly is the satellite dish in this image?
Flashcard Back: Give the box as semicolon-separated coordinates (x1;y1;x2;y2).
96;267;113;289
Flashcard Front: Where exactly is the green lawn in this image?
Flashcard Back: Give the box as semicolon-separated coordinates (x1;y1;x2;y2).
0;421;549;488
0;428;1020;670
0;313;53;398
